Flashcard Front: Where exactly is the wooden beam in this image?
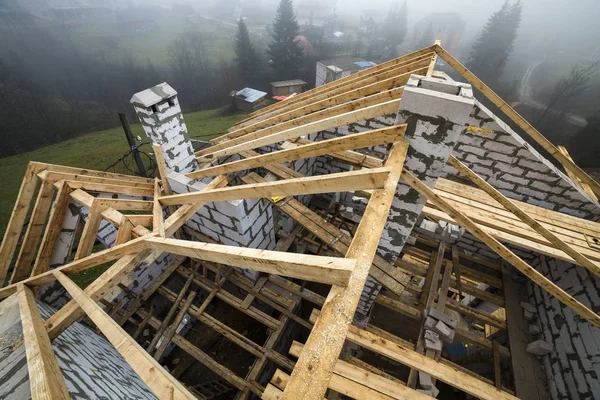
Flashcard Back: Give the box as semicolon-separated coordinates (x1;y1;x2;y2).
74;199;103;260
17;283;70;400
199;99;400;161
53;270;195;399
0;236;148;301
341;321;517;400
145;237;355;286
152;179;165;237
31;182;73;276
0;163;47;284
190;125;406;180
161;168;390;206
45;250;156;340
502;263;549;399
435;45;600;196
557;145;597;201
11;176;56;284
449;156;600;277
282;140;408;400
425;40;441;77
402;169;600;328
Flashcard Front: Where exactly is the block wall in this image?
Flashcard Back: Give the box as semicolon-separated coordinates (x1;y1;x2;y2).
527;256;600;399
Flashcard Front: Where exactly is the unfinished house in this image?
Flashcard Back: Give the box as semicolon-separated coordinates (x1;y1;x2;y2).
0;42;599;400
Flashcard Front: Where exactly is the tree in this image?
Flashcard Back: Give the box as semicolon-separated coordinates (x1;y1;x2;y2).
268;0;304;79
569;110;600;168
467;1;522;84
535;60;600;125
234;18;259;83
382;1;408;47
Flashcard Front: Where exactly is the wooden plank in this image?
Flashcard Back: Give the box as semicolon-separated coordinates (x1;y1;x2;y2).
449;155;600;277
0;162;47;284
63;180;154;197
45;250;156;340
153;289;197;361
161;168;390;206
31;161;154;184
17;283;70;400
451;246;463;296
282;140;408;400
145;237;355;286
435;45;600;196
402;169;600;328
11;176;56;284
152;179;165;237
74;199;103;260
283;137;383;169
200;99;400;161
190;125;406;179
289;341;431;400
557;145;597;201
436;250;454;311
31;182;73;276
502;264;549;399
53;270;195;399
342;323;517;400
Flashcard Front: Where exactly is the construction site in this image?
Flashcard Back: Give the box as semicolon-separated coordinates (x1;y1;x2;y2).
1;42;600;400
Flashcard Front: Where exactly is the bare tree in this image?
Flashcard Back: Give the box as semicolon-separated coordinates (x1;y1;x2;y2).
536;60;600;125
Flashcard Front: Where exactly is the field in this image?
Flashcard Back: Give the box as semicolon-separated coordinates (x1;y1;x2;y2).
0;107;246;240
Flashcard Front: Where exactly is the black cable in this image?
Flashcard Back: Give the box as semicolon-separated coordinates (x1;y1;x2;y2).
104;141;157;177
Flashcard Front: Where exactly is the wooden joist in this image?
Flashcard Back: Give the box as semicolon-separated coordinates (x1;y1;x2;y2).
145;237;355;286
190;124;406;180
403;169;600;328
53;270;196;399
160;168;390;206
17;283;70;400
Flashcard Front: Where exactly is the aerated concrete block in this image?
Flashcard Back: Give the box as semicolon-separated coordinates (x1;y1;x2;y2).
526;340;554;356
419;371;433;389
429;308;458;329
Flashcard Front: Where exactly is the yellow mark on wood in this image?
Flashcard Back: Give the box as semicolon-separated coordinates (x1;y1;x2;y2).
272;195;286;203
467;126;495;134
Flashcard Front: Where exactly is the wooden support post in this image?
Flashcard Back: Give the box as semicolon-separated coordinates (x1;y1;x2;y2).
153;290;197;361
493;340;502;389
402;169;600;327
0;162;45;285
74;199;103;260
11;176;56;284
31;182;73;277
53;270;195;399
152;178;165;237
17;283;70;399
436;257;454;312
451;245;463;297
282;140;408;400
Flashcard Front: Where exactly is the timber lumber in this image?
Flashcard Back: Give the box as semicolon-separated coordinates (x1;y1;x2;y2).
288;343;431;400
557;145;597;201
283;137;383;168
402;169;600;328
198;99;400;161
281;140;408;400
321;315;518;400
236;45;436;123
190;124;406;179
160;167;391;206
242;173;410;297
54;270;196;399
145;236;355;286
449;155;600;278
502;264;549;399
434;44;600;197
17;284;70;400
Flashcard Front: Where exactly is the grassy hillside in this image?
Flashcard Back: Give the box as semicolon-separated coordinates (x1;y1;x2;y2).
0;107;246;239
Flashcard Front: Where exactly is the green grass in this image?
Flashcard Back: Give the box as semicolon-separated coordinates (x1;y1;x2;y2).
0;107;246;240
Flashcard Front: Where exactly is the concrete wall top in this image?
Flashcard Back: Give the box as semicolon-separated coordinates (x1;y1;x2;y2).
130;82;177;108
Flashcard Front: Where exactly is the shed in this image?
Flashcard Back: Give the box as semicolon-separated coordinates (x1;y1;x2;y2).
315;57;376;87
231;87;267;112
270;80;307;97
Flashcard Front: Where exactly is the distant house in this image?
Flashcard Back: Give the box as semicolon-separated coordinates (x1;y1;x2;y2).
231;88;267;112
315;58;376;87
270;80;307;97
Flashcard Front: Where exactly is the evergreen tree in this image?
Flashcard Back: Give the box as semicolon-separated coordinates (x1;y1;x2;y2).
382;1;408;47
268;0;303;79
234;18;259;83
467;1;522;84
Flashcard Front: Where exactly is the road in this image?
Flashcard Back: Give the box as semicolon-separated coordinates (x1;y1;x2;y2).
518;61;587;127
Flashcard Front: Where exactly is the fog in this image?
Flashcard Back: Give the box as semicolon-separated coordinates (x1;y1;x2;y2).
0;0;598;165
